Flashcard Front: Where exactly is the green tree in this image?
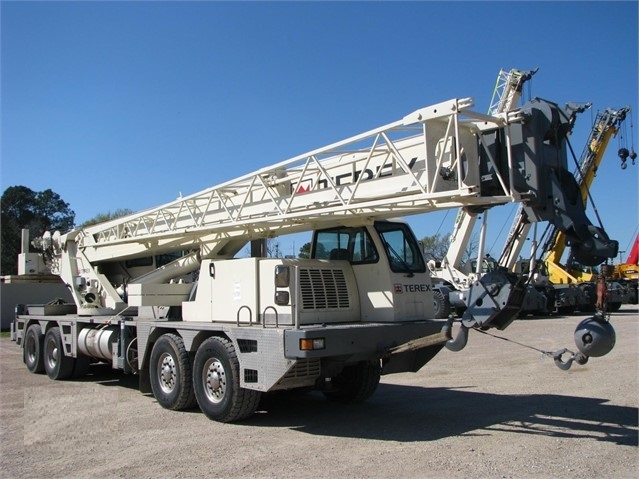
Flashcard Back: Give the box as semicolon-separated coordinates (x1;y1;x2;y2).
420;233;451;261
1;186;75;275
421;232;478;263
80;208;134;227
298;242;311;259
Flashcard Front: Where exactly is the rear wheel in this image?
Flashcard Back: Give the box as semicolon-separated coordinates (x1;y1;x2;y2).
149;333;196;410
324;360;381;403
24;324;45;373
43;327;74;380
193;337;261;422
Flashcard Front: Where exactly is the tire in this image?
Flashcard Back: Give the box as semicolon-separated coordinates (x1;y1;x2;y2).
149;333;196;410
24;324;45;373
193;337;261;422
557;305;576;315
606;302;622;312
72;355;92;378
433;290;451;319
43;327;74;380
324;360;381;404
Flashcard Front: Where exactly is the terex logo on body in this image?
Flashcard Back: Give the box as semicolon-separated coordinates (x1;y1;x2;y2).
394;283;432;294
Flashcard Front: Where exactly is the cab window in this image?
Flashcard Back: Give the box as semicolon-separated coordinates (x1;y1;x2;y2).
375;221;426;273
312;227;378;264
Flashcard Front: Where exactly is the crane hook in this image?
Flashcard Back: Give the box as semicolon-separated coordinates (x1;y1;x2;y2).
552;348;589;370
619;147;630;169
443;319;469;352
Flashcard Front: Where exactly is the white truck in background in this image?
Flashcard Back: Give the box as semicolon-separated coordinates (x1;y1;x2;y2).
13;93;618;422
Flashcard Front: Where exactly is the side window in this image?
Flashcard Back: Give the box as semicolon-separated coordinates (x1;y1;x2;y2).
351;229;378;263
313;230;350;260
312;227;378;264
376;222;425;273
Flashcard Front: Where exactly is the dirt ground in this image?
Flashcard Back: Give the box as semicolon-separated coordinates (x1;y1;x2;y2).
1;308;637;479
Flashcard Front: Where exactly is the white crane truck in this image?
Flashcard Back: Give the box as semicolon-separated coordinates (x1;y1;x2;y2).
13;94;618;422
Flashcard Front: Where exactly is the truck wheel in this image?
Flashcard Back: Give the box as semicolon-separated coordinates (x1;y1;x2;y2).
433;290;451;319
324;360;381;403
193;337;261;422
557;305;576;315
24;324;45;373
606;302;622;312
149;333;196;410
72;355;92;379
43;327;74;380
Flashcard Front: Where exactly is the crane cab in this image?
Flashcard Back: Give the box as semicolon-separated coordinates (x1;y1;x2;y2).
182;220;435;325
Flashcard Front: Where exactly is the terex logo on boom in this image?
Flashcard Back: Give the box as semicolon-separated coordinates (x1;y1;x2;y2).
293;157;419;194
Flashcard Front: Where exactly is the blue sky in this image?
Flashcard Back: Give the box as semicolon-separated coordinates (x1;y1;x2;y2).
2;1;638;261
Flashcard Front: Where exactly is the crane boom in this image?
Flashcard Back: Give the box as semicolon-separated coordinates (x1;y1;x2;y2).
500;106;629;270
59;97;500;264
541;106;628;270
488;68;538;116
42;95;614;317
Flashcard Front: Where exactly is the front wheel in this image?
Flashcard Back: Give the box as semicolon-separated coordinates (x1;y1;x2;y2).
43;327;74;380
324;360;381;403
193;337;261;422
149;333;196;410
24;324;45;373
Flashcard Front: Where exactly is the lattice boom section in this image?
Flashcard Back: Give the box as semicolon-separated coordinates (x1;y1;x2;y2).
75;97;507;253
299;268;350;310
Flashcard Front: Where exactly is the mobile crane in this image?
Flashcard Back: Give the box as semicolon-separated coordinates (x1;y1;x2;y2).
13;93;618;423
499;106;630;313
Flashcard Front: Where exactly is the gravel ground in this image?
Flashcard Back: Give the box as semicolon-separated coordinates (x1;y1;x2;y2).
1;308;637;479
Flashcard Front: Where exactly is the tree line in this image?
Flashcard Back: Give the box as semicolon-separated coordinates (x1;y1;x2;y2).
0;185;134;275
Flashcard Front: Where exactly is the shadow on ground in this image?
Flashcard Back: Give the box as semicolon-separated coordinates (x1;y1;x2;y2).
76;356;637;446
248;384;637;446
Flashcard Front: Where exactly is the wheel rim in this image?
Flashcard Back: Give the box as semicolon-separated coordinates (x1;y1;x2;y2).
202;357;226;404
45;336;58;370
157;352;177;394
